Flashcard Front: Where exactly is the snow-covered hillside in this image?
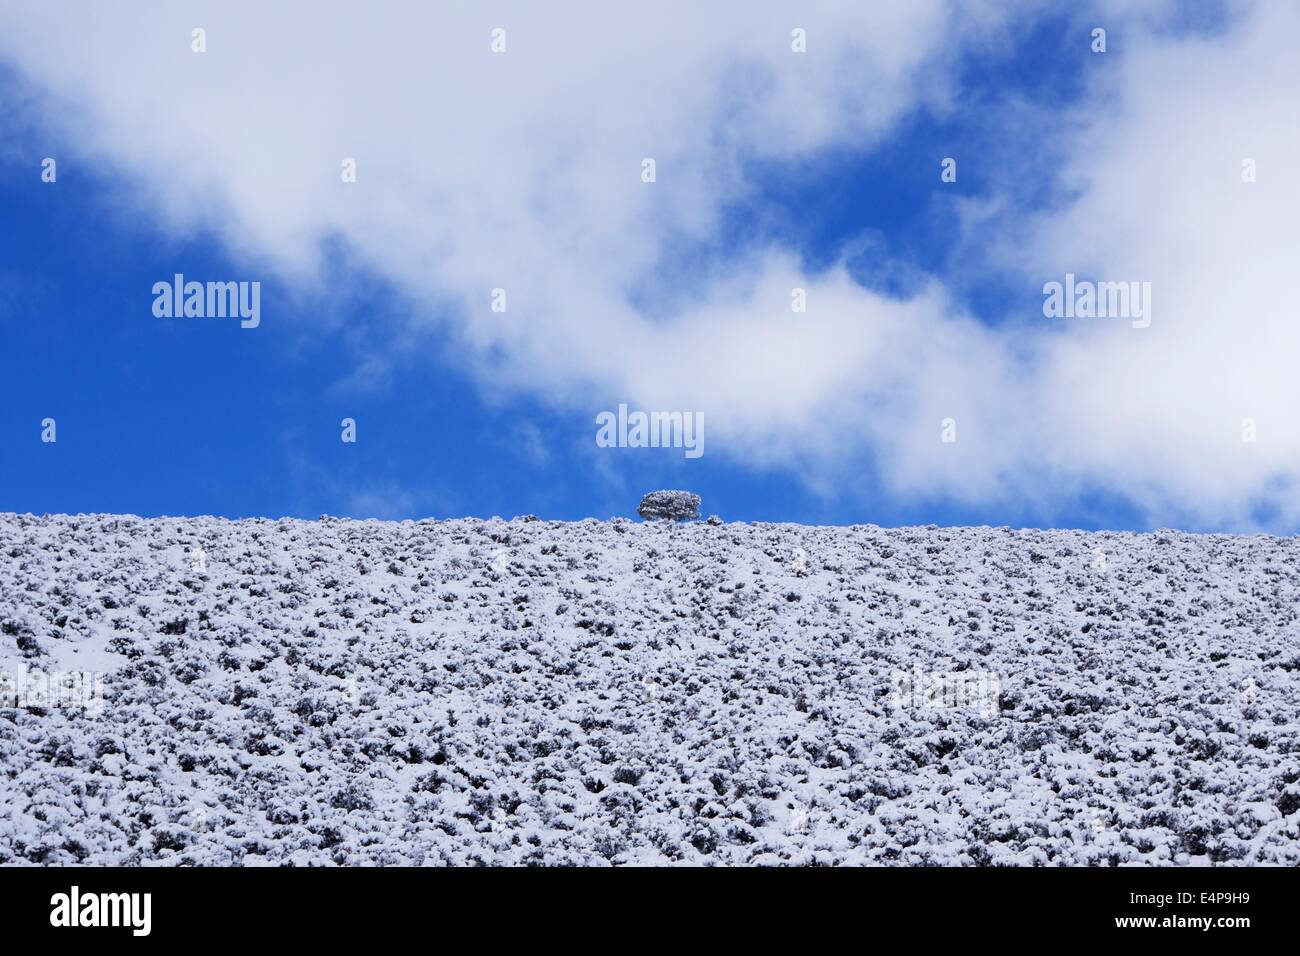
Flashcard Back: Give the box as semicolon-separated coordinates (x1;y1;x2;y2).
2;512;1298;865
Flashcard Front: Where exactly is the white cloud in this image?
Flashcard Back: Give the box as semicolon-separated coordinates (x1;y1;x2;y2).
991;0;1300;526
1;0;1296;527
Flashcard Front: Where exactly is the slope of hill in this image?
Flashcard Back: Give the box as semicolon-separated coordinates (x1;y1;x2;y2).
2;512;1297;865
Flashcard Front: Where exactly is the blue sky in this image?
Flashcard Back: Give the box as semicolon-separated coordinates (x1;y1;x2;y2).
1;1;1293;531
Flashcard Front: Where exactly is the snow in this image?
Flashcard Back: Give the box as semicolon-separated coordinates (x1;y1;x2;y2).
1;512;1298;865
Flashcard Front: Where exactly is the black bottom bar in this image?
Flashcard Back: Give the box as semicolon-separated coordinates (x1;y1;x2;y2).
0;865;1283;941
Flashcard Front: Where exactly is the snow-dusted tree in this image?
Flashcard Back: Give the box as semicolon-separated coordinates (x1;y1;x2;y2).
637;490;700;522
